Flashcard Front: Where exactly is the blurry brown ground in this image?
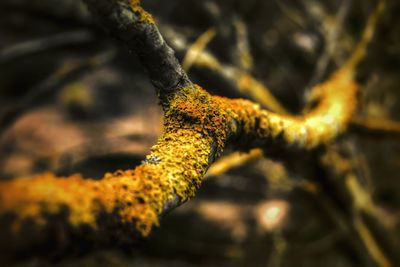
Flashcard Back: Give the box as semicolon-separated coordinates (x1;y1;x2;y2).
1;0;400;266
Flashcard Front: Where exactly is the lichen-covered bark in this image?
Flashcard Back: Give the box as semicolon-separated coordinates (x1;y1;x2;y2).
0;0;360;254
0;127;212;238
0;73;357;253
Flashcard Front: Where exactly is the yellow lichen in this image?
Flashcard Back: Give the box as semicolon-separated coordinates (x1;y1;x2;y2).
0;85;225;237
0;0;384;250
0;126;213;237
0;85;250;236
165;84;237;156
129;0;155;24
0;73;358;239
222;67;358;149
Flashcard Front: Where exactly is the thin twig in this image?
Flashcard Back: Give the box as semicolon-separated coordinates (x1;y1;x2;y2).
0;30;95;62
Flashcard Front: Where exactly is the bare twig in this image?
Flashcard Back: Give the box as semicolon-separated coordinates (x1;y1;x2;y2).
306;0;353;89
0;30;95;62
350;116;400;138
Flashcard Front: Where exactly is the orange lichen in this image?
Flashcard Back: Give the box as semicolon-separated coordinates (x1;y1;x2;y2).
0;74;357;238
0;0;379;242
129;0;155;24
167;70;357;153
165;85;237;156
226;67;358;149
0;125;214;237
0;85;224;237
0;0;385;252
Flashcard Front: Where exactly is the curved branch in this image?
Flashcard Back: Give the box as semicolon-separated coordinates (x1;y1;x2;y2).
0;0;375;255
0;77;357;254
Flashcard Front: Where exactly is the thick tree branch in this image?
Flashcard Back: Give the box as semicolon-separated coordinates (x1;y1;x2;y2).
83;0;191;107
0;0;382;255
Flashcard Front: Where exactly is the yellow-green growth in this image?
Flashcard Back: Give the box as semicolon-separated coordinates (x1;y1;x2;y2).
0;85;233;237
129;0;155;24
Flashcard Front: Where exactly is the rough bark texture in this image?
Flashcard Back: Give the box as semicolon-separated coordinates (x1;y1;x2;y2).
0;0;361;254
0;0;399;266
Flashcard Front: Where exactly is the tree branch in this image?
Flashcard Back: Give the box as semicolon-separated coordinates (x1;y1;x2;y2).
0;0;377;255
83;0;192;107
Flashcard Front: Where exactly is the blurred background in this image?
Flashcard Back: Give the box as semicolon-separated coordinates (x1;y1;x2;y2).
1;0;400;266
